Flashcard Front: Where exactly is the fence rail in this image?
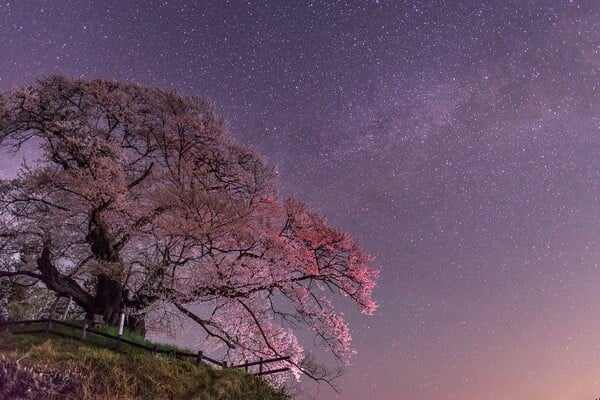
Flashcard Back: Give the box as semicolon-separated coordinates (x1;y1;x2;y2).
0;318;289;376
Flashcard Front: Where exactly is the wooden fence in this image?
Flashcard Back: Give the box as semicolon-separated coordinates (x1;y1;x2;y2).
0;318;289;376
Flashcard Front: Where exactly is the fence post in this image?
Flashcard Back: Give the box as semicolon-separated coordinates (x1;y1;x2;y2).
117;312;125;350
196;350;203;365
81;323;88;341
44;318;53;336
223;361;228;369
153;345;158;355
60;295;72;321
244;359;248;373
48;296;60;320
259;357;263;374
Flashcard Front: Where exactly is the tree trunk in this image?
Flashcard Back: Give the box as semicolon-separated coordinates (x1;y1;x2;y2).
85;212;132;328
84;275;148;337
86;274;123;325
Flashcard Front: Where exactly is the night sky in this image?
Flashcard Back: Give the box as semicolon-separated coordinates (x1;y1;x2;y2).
1;1;600;399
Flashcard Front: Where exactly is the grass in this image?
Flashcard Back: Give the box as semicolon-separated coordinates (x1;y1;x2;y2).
0;330;291;399
8;319;194;357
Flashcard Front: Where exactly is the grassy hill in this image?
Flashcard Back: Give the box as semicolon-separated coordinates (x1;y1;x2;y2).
0;330;291;400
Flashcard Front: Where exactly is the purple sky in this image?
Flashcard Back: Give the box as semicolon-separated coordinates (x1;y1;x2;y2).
1;1;600;399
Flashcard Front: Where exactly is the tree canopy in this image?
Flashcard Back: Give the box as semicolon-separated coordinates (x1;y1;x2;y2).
0;76;378;384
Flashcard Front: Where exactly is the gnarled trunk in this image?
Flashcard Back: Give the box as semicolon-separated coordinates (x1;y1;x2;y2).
82;275;148;336
84;211;139;330
86;274;123;325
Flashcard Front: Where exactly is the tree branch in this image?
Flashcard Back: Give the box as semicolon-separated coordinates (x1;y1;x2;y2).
173;302;236;349
35;243;94;311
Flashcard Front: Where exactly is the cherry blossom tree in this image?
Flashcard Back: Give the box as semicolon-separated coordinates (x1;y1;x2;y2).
0;76;378;384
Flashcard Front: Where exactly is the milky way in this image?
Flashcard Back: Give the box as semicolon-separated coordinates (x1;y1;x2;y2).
1;1;599;399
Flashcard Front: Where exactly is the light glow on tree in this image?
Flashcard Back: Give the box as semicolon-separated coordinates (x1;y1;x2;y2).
0;76;378;384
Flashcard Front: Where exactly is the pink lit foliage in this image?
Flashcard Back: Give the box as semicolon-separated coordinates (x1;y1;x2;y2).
0;76;378;385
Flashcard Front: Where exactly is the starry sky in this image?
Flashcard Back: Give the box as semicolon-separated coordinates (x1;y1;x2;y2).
1;1;600;399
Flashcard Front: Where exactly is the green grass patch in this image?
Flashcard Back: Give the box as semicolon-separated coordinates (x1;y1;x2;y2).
0;331;290;400
8;320;193;357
